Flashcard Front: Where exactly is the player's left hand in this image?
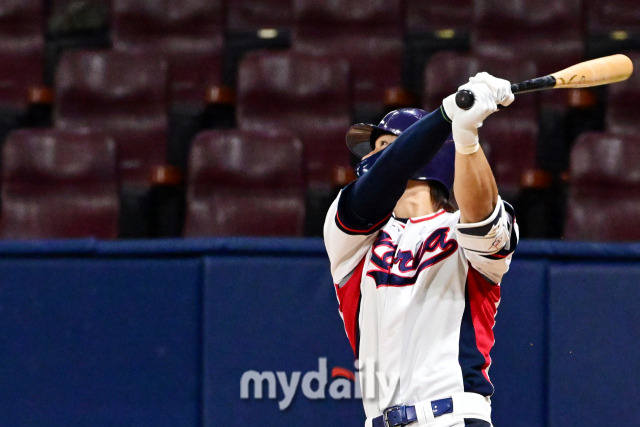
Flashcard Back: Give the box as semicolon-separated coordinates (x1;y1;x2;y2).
443;81;497;154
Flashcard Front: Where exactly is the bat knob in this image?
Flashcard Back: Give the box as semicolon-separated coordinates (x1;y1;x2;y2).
455;89;475;110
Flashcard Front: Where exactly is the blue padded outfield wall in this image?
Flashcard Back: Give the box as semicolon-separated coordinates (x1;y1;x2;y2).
0;238;639;426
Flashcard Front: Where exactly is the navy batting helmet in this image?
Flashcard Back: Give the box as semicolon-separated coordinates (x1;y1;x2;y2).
346;108;455;196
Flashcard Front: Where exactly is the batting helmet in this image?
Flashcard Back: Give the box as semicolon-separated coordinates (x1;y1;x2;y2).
346;108;455;196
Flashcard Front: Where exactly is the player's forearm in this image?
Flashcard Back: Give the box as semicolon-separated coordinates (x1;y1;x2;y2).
348;108;451;222
453;146;499;223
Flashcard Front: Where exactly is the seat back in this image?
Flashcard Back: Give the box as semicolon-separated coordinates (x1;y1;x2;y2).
292;0;403;106
54;50;169;185
0;0;44;110
236;50;352;190
1;129;119;239
112;0;225;106
184;129;306;236
564;132;640;241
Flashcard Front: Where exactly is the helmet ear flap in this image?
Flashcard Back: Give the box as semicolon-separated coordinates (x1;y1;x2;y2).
354;150;384;177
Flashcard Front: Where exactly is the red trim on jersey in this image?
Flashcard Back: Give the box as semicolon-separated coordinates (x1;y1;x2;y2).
336;210;392;234
466;266;501;382
408;209;446;223
335;257;366;357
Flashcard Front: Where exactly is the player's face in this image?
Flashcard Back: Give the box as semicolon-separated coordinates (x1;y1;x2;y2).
363;134;397;159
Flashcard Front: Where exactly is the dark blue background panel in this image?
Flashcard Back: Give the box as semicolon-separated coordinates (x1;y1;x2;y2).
203;254;365;427
491;259;548;427
548;263;640;426
0;258;202;427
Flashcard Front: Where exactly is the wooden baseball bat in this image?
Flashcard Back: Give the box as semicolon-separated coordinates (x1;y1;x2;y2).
455;54;634;109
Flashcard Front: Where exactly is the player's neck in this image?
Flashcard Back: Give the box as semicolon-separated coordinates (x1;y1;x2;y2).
393;181;436;219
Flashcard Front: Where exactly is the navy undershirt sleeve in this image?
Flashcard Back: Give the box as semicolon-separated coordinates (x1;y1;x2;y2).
336;106;452;234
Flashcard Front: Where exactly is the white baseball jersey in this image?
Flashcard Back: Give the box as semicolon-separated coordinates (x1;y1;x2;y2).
323;193;518;419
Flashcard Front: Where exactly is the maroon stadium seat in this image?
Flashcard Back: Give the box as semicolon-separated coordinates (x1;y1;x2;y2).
111;0;226;107
183;129;306;237
54;50;169;186
0;129;119;239
292;0;404;111
605;51;640;135
563;131;640;241
236;50;352;191
0;0;45;110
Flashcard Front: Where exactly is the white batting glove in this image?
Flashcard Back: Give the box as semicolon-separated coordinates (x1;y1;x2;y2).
469;72;514;107
442;73;513;154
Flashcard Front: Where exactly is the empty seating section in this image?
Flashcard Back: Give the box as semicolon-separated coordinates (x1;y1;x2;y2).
0;0;635;240
184;129;306;236
564;132;640;241
0;129;119;239
236;50;352;191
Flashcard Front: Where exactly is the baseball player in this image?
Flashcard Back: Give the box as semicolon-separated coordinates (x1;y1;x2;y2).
323;73;519;427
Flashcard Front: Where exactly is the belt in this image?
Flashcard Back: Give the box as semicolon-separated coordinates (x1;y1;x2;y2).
372;397;453;427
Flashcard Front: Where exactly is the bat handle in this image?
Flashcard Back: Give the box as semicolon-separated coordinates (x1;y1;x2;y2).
454;83;519;110
454;76;556;110
454;89;476;110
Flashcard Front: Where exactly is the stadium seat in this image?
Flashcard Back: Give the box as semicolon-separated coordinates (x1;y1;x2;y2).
292;0;404;118
54;50;171;237
0;129;119;239
112;0;232;172
0;0;49;140
54;50;169;186
605;51;640;135
183;129;306;237
563;131;640;241
45;0;112;85
236;50;352;191
0;0;46;111
111;0;226;107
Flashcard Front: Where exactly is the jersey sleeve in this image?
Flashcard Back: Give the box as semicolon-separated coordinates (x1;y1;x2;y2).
454;197;519;284
323;189;381;285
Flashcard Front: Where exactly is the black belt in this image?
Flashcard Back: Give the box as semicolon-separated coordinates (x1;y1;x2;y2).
372;397;454;427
